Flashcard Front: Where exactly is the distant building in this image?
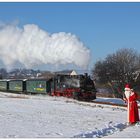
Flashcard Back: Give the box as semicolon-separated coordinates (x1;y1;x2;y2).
54;70;77;76
70;70;77;76
36;71;54;79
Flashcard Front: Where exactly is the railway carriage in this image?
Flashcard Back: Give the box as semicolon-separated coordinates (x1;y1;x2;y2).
8;79;26;93
0;80;9;91
26;79;51;94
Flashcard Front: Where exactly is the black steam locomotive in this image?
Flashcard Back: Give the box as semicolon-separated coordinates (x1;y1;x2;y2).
0;73;96;101
51;73;96;100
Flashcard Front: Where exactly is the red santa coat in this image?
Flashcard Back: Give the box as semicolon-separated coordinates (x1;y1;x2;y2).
124;91;139;123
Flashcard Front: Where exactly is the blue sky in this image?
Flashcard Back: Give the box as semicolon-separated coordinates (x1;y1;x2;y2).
0;2;140;72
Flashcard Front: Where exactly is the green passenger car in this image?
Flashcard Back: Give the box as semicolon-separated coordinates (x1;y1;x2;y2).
0;80;8;91
9;80;26;92
26;79;51;94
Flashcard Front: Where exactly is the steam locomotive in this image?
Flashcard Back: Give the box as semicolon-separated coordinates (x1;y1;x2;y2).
51;74;96;100
0;73;96;101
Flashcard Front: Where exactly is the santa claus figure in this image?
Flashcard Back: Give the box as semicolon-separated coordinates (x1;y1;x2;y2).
124;84;139;124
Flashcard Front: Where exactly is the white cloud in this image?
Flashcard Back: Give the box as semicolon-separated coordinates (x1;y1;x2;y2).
0;23;91;70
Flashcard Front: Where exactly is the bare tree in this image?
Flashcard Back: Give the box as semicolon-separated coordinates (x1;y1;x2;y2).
93;48;140;98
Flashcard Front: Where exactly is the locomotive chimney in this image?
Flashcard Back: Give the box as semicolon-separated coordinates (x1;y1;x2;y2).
84;73;88;78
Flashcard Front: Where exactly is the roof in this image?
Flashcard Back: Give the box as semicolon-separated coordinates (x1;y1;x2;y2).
54;70;77;76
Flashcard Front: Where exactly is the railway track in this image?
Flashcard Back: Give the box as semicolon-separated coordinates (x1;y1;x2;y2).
0;91;140;109
91;100;127;107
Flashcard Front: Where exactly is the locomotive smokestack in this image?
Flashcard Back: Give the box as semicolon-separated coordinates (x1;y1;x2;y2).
84;73;88;78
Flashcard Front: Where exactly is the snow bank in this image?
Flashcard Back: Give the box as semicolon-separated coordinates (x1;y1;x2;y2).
74;122;127;138
74;122;140;138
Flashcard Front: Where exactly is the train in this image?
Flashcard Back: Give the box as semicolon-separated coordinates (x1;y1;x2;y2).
0;73;96;101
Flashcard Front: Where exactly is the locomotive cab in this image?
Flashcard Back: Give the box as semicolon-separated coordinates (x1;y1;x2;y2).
78;74;96;100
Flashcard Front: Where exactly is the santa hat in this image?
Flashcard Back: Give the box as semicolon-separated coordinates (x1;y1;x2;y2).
124;84;132;91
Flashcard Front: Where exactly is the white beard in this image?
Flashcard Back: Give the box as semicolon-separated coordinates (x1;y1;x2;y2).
124;90;131;99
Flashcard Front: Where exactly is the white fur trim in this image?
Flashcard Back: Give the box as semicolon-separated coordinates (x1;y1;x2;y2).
125;88;131;91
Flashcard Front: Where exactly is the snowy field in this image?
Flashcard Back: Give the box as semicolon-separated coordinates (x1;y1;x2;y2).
0;91;140;138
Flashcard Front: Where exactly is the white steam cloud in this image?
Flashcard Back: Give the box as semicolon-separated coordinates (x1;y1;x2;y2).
0;23;91;70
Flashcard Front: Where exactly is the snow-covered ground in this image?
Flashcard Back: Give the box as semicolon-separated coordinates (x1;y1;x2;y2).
0;91;140;138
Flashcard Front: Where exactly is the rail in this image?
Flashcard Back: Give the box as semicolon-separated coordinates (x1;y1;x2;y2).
91;100;140;109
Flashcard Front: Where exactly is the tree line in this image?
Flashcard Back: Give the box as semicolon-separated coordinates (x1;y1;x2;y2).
92;48;140;98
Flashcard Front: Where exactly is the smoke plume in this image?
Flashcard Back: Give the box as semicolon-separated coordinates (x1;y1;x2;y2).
0;23;91;70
